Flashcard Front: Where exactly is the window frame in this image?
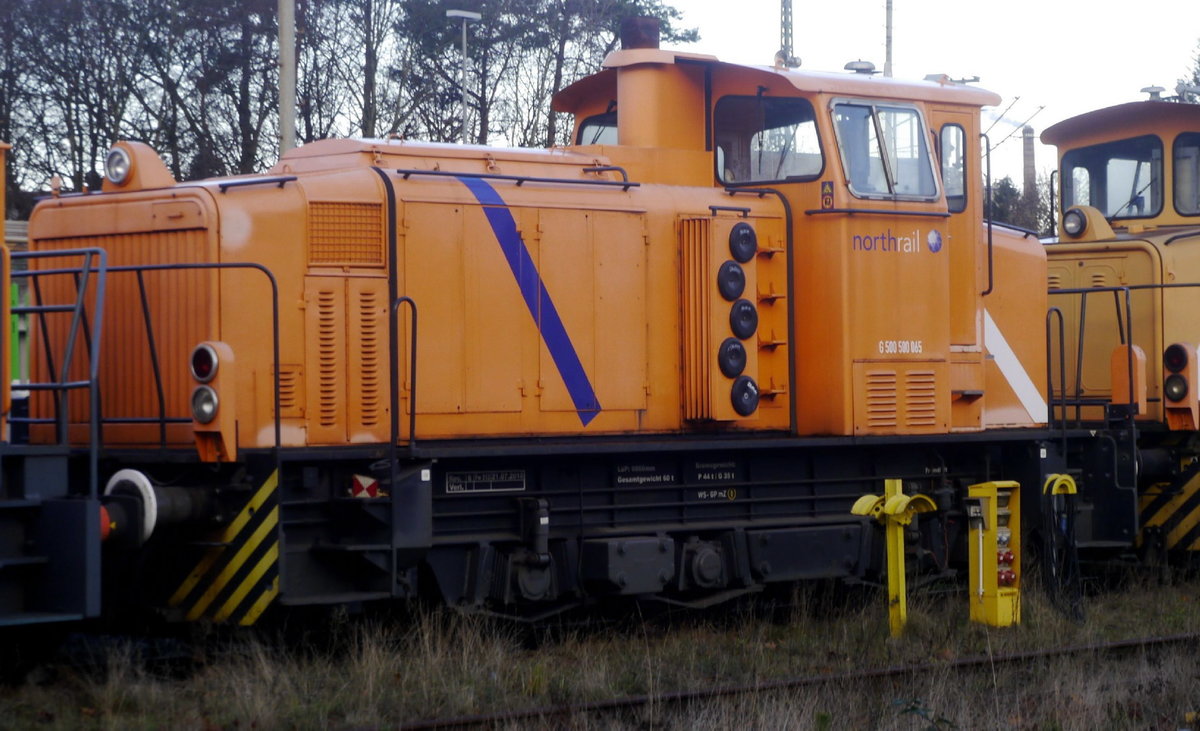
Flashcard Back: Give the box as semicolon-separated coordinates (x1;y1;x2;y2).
830;98;941;203
712;94;825;186
1173;131;1200;217
1061;134;1164;221
939;123;968;214
576;110;617;146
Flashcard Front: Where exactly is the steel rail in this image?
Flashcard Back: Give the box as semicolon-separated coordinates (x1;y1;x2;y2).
400;632;1200;730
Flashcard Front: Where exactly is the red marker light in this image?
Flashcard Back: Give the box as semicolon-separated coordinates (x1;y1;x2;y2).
190;343;218;383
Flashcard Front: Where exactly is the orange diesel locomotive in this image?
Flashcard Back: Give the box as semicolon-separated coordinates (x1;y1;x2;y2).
2;29;1060;626
1042;100;1200;558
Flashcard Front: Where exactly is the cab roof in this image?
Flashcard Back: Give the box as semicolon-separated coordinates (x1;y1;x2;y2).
1041;101;1200;146
553;48;1001;113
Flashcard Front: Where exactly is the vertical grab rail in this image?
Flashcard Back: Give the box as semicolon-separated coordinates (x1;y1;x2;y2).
389;296;418;508
981;132;995;297
391;296;418;451
133;271;169;448
1045;307;1067;454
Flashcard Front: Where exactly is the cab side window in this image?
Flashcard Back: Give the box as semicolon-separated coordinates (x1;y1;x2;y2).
1174;132;1200;215
833;101;938;200
1062;135;1162;219
714;96;822;185
577;111;617;145
940;124;967;213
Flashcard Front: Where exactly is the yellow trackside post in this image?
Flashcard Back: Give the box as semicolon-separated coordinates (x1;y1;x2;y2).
852;478;937;637
966;480;1021;626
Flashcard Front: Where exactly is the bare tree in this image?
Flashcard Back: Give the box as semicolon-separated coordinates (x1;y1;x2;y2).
2;0;695;208
1179;38;1200;102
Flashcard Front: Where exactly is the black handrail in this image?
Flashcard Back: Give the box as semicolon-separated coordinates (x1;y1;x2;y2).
581;165;631;183
709;205;750;217
106;262;283;466
217;176;296;193
802;207;950;218
13;257;282;472
1046;282;1200;428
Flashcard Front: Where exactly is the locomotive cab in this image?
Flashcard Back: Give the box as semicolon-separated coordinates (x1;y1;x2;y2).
1043;102;1200;428
555;42;1047;436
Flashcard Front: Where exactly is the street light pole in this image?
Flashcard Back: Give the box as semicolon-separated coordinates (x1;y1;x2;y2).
446;10;481;145
279;0;296;155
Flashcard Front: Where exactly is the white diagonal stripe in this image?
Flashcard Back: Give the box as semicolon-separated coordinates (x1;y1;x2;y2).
984;308;1047;424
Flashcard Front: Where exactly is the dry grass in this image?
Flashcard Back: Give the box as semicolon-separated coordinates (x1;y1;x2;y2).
3;573;1200;729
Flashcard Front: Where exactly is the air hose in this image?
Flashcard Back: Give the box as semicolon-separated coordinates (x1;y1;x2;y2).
1041;474;1084;621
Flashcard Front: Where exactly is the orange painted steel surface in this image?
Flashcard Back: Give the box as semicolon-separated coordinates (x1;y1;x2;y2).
1043;101;1200;425
22;45;1051;455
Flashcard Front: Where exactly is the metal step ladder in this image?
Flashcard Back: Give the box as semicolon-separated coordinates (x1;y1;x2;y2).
0;248;107;627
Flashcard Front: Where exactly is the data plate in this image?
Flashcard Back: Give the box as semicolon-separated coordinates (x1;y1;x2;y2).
445;470;526;494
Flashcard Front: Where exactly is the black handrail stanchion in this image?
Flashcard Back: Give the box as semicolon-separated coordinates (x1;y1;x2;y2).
135;271;168;448
982;132;995;296
391;296;418;451
1046;306;1067;454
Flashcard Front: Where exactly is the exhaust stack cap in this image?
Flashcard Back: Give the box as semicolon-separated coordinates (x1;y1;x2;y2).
621;16;660;50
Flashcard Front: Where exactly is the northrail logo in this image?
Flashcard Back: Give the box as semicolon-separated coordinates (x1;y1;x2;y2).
852;228;944;254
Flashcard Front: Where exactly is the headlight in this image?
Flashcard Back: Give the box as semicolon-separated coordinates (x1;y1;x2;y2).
1164;343;1189;374
1062;208;1087;237
729;299;758;340
718;337;747;378
1165;374;1189;403
730;375;760;416
190;343;219;383
728;223;758;263
105;146;132;185
717;261;746;302
191;385;219;423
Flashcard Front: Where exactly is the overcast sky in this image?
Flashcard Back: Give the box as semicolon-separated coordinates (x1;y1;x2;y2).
672;1;1200;186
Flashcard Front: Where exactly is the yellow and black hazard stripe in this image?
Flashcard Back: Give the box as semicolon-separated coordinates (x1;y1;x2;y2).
1140;462;1200;552
169;470;280;625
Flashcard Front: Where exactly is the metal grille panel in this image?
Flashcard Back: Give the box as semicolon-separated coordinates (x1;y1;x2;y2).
308;202;384;267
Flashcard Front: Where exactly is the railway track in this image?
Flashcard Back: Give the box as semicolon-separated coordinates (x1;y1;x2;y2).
400;633;1200;730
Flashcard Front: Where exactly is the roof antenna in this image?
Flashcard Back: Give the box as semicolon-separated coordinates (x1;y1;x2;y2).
1141;86;1165;101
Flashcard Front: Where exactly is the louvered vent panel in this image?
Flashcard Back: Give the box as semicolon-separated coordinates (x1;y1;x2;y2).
308;202;384;266
865;370;898;427
680;218;711;420
357;288;382;427
276;365;303;418
317;289;341;427
1047;272;1063;290
1090;271;1109;288
905;370;938;427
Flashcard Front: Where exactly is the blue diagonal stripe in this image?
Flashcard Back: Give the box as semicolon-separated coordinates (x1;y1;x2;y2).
457;176;601;426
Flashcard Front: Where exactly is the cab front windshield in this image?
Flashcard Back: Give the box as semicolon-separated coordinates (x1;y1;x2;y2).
1062;135;1163;219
